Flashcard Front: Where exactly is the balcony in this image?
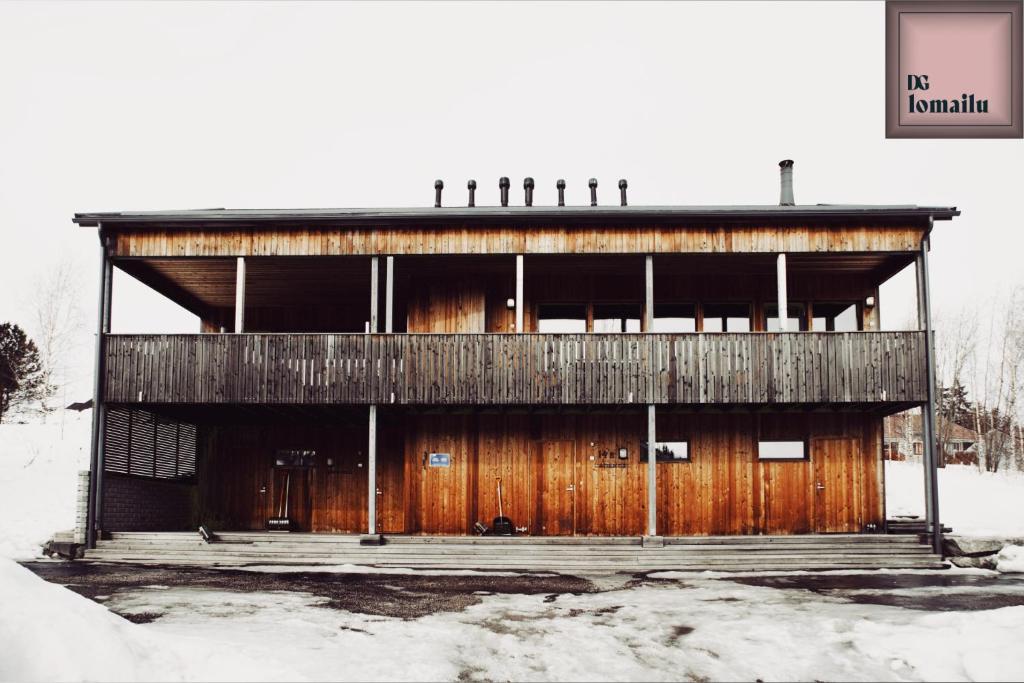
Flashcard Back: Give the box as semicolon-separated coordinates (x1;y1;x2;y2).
103;331;927;407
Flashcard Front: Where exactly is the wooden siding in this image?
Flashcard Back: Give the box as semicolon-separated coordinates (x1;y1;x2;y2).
104;332;928;406
110;224;925;258
196;410;883;536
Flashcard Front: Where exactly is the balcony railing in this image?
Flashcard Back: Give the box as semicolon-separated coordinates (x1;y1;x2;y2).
102;332;927;406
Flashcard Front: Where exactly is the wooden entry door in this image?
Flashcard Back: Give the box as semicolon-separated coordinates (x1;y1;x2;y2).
537;440;577;535
813;437;860;533
268;468;312;531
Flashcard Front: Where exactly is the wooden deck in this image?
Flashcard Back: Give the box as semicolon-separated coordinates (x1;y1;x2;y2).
85;532;945;572
103;331;927;407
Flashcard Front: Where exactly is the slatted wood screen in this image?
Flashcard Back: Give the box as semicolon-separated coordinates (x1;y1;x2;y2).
103;332;927;406
104;407;198;480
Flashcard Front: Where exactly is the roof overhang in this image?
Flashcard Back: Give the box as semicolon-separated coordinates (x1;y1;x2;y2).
72;204;961;229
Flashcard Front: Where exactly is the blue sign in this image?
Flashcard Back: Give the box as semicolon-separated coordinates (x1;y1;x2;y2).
429;453;451;468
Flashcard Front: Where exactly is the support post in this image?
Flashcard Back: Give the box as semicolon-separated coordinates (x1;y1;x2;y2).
385;256;394;333
919;226;943;554
776;253;788;331
86;232;113;549
515;254;524;333
915;252;934;536
647;404;657;537
234;257;246;333
370;256;379;333
367;404;377;536
644;255;654;332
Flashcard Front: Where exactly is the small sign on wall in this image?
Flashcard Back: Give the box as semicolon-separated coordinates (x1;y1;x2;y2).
429;453;451;468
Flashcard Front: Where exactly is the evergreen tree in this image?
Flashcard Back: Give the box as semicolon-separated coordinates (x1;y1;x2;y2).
0;322;46;422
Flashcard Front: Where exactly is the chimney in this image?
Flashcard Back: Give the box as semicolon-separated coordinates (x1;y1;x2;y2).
556;179;566;206
434;179;444;208
524;177;534;207
499;177;510;207
589;178;598;206
779;160;795;206
467;179;476;207
618;179;628;206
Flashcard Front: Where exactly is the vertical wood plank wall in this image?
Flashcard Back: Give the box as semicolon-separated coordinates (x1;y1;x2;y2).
197;410;883;536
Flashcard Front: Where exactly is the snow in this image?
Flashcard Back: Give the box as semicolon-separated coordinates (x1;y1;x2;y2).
885;460;1024;538
0;558;294;682
0;414;91;560
996;545;1024;574
5;556;1024;682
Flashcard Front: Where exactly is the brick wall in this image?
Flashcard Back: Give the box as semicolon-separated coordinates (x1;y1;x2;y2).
74;471;90;543
101;474;197;532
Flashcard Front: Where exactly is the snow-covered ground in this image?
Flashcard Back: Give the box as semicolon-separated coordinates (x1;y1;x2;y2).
0;414;90;560
885;460;1024;538
4;557;1024;682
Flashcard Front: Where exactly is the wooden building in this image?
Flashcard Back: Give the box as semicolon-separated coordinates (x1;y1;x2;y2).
75;164;958;552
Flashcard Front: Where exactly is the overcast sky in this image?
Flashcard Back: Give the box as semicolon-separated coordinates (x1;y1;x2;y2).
1;1;1021;399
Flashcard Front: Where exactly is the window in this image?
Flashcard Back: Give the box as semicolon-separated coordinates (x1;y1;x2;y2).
702;303;751;332
912;441;924;455
763;303;808;331
811;303;859;331
593;303;641;333
653;303;697;333
655;441;690;462
757;440;807;460
885;441;900;458
538;304;587;333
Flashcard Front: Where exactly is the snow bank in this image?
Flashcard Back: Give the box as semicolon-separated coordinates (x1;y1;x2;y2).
0;416;91;560
885;460;1024;537
0;558;297;682
996;545;1024;574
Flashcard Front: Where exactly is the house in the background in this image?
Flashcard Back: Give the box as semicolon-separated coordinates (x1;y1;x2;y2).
883;412;979;466
70;161;958;567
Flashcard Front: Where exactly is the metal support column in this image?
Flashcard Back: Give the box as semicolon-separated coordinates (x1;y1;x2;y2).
915;252;935;536
647;404;657;537
86;232;113;549
367;404;377;535
920;223;942;554
776;253;789;331
644;255;654;332
234;257;246;333
385;256;394;334
370;256;379;333
515;255;524;333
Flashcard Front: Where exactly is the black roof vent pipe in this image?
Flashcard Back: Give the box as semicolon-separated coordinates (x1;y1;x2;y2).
779;160;795;206
467;179;476;207
556;179;566;207
524;177;534;206
434;179;444;208
499;177;510;207
618;179;628;206
589;178;598;206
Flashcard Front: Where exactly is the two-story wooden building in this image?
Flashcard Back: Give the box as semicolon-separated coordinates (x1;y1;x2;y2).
74;162;957;560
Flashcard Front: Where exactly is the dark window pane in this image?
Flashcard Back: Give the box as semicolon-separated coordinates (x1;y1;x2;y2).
812;302;859;331
703;303;750;332
593;304;641;333
764;303;807;331
758;440;806;460
653;303;696;333
538;304;587;333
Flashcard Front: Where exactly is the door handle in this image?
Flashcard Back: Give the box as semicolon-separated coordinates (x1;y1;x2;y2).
566;484;575;492
815;482;825;490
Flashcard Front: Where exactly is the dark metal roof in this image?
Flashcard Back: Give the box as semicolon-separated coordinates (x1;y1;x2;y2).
73;204;960;228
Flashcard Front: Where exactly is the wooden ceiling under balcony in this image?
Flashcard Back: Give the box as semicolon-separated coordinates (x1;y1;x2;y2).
115;252;914;316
